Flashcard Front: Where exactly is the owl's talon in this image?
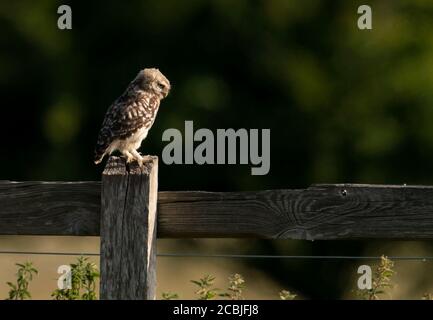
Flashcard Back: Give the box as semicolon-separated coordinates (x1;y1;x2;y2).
121;151;134;164
136;157;145;167
128;150;144;167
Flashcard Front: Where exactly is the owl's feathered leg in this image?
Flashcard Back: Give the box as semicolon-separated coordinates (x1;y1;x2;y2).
121;150;135;164
130;149;144;167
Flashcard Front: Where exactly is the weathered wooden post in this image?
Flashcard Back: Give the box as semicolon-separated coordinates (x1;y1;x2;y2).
100;156;158;300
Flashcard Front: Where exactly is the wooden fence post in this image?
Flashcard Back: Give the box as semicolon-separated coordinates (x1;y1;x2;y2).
100;156;158;300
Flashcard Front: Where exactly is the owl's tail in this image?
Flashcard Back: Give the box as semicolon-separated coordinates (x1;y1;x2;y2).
94;153;106;165
94;155;105;165
94;143;108;165
94;128;111;165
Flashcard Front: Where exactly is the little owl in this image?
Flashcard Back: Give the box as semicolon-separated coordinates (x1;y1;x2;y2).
94;68;171;166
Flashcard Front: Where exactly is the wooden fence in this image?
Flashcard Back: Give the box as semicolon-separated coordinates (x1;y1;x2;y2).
1;156;433;299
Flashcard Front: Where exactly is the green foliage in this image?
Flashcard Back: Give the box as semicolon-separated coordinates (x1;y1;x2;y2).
168;273;296;300
357;256;395;300
6;257;433;300
191;275;220;300
219;273;245;300
51;257;99;300
422;293;433;300
279;290;297;300
176;274;246;300
162;292;179;300
6;262;38;300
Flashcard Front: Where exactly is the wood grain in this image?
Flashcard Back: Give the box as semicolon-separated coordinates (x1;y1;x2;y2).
0;180;100;235
1;179;433;239
158;184;433;239
99;156;158;300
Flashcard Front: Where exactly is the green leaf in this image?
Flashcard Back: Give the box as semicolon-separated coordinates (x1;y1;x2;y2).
190;280;202;286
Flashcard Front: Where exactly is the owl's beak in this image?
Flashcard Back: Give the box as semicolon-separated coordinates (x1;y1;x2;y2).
163;85;171;98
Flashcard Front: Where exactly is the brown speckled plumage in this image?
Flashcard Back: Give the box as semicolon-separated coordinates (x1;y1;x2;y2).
94;68;170;166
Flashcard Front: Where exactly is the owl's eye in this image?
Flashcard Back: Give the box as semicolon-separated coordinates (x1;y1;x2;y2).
157;82;166;90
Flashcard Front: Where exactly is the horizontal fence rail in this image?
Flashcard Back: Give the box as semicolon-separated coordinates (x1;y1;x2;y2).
1;180;433;239
3;156;433;300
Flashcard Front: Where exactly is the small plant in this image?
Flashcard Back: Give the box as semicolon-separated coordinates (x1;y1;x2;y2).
183;274;298;300
357;255;395;300
279;289;297;300
162;292;179;300
6;262;38;300
220;273;245;300
191;275;220;300
422;293;433;300
51;256;99;300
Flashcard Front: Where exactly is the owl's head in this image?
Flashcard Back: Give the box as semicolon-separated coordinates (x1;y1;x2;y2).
135;68;171;99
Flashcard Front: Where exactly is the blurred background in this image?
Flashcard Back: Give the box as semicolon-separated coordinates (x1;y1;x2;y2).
1;0;433;299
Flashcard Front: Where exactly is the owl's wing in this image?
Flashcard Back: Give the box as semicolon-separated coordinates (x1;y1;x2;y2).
94;93;159;163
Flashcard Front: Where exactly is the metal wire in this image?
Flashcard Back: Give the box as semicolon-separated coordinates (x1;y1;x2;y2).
0;250;432;261
157;253;433;261
0;250;99;256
